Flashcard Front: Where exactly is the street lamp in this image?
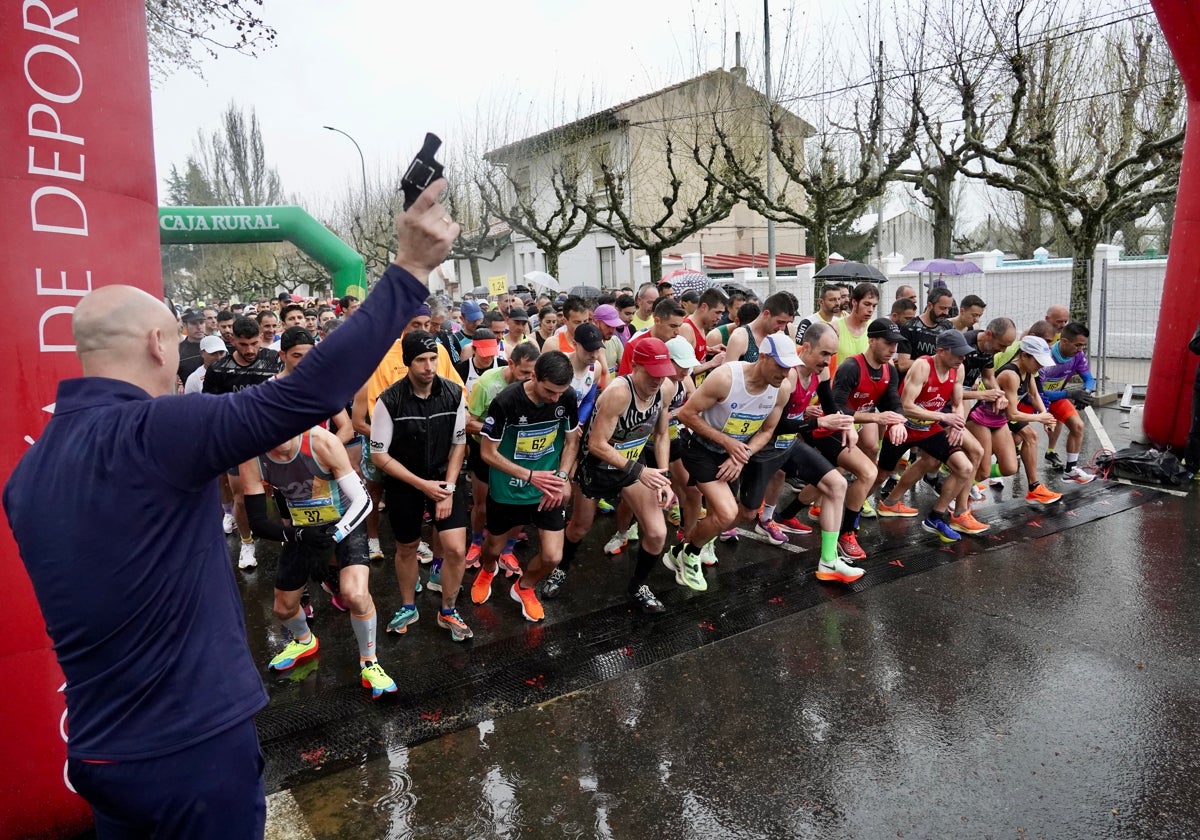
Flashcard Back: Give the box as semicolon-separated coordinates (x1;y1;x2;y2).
322;125;369;225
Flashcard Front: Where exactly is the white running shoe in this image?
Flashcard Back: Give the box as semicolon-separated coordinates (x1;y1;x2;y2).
238;541;257;569
416;540;434;564
699;539;719;567
368;538;384;561
222;512;236;535
1064;466;1095;484
603;529;629;555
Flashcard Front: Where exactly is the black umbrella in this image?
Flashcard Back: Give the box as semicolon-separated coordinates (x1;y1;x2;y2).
813;261;887;283
567;284;602;299
721;280;753;296
469;285;489;298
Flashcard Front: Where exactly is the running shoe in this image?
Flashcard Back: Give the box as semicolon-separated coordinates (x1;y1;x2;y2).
662;546;683;575
414;577;424;595
950;509;990;535
597;499;615;514
510;582;544;622
630;584;666;614
465;542;482;569
836;532;867;561
368;538;384;562
416;541;434;564
1045;450;1065;471
816;557;865;584
268;635;319;671
426;558;443;593
860;498;877;518
807;504;822;521
238;541;257;570
718;527;739;543
320;581;348;612
515;530;530;543
667;504;682;526
541;568;567;600
627;522;639;542
498;552;522;577
877;499;919;518
1026;483;1063;506
988;477;1005;488
777;516;813;535
677;553;708;592
436;609;473;642
222;512;236;535
969;483;986;502
699;539;719;567
922;473;944;493
921;515;961;543
603;530;629;556
301;598;314;621
879;476;898;498
784;475;806;493
1064;466;1095;484
360;661;397;699
386;605;419;634
471;567;495;605
755;517;788;546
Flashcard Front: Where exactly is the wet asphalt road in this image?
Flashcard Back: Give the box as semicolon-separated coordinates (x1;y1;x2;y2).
72;406;1200;839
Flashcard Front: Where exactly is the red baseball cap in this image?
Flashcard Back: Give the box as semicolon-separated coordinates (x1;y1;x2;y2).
632;338;675;377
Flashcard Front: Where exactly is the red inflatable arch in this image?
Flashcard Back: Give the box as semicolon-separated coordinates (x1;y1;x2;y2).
1144;1;1200;449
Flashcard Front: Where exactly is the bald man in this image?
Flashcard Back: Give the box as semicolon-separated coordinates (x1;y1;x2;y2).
1045;304;1069;341
3;183;456;839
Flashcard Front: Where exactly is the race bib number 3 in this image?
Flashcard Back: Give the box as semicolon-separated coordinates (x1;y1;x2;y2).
722;411;765;441
515;427;558;460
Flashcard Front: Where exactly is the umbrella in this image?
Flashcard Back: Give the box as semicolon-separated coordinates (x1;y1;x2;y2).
524;270;560;291
469;285;489;298
567;284;602;299
921;258;982;276
661;269;716;295
721;280;753;296
814;260;887;283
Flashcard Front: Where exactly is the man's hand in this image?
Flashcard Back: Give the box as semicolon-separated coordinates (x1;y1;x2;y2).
392;179;458;278
817;413;854;432
707;350;727;367
977;388;1004;403
282;524;336;550
530;470;567;498
434;493;454;521
940;411;966;430
886;423;908;446
723;439;752;465
876;411;906;427
947;426;964;447
637;466;671;492
421;479;452;503
716;457;744;482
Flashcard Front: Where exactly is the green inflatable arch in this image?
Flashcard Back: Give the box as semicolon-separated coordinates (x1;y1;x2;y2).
158;206;368;300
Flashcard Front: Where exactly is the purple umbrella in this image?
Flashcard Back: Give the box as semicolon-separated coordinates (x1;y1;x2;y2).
917;258;982;276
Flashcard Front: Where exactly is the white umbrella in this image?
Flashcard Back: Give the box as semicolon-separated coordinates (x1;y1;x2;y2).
524;271;560;291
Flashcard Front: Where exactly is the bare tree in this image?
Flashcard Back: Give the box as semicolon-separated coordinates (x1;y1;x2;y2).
146;0;276;81
952;1;1184;318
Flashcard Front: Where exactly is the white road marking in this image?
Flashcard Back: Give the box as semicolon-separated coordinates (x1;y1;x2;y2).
265;789;315;840
734;527;809;555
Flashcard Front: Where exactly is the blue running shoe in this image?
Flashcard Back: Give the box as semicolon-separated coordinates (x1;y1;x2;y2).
921;515;961;543
386;605;419;634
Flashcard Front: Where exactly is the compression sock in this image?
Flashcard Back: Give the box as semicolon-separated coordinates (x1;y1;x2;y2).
820;530;839;564
560;537;581;573
283;608;311;642
351;607;377;662
840;506;860;536
760;503;777;522
629;546;660;593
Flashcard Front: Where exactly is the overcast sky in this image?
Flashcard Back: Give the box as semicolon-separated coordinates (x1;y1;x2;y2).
148;0;864;208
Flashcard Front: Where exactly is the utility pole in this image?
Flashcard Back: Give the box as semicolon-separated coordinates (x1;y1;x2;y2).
874;39;885;267
764;0;777;294
323;125;369;226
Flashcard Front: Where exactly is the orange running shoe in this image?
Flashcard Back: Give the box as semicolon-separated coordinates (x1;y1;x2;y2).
510;582;545;622
807;504;822;520
465;542;482;569
471;566;496;605
836;532;867;561
1026;483;1063;506
499;552;522;577
876;498;919;517
950;509;990;535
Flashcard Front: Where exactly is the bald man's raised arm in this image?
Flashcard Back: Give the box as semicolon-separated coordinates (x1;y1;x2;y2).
143;264;428;488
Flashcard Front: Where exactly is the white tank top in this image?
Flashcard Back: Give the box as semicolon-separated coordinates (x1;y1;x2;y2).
701;362;779;444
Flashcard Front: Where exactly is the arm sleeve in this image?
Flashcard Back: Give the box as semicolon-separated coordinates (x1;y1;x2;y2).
245;492;286;542
370;399;394;455
332;473;370;542
142;264;429;489
815;379;837;416
1076;355;1096;391
831;358;858;413
453;395;468;445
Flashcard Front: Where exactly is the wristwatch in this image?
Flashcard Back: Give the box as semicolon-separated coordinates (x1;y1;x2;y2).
554;470;569;481
443;482;456;492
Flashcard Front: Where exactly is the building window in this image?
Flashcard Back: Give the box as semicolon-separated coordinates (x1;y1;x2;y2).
591;143;611;196
598;246;616;287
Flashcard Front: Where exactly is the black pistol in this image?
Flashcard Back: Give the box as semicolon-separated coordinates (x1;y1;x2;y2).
401;133;444;210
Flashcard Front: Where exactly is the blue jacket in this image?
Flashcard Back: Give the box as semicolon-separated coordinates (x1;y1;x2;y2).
4;265;426;760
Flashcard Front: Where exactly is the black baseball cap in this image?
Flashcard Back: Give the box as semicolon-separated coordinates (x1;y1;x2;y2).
936;329;972;356
574;323;604;352
867;318;902;342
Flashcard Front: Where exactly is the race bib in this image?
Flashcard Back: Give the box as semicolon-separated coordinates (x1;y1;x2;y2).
286;498;340;525
615;436;648;462
722;411;765;441
668;420;680;440
774;433;797;450
515;427;558;460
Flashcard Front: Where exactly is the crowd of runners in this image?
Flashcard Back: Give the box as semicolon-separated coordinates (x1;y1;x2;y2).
179;276;1099;700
